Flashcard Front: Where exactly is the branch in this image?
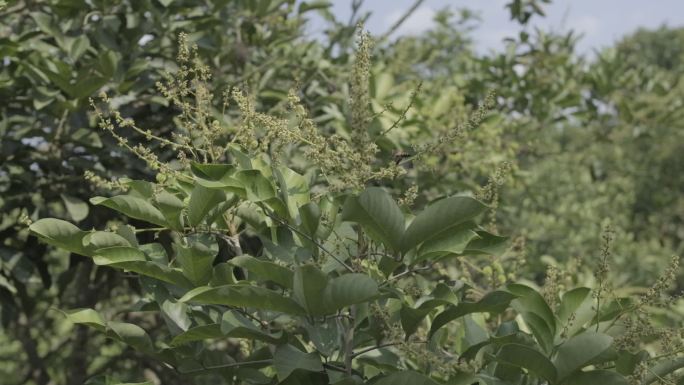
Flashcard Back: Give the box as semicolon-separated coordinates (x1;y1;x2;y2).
177;359;272;375
643;356;684;385
378;0;427;42
260;205;355;273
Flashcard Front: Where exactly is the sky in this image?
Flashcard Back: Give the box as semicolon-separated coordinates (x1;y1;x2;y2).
311;0;684;54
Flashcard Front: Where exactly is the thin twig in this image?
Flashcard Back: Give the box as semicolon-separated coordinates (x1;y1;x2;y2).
177;359;272;374
260;205;355;273
380;264;433;286
378;0;427;42
380;82;422;137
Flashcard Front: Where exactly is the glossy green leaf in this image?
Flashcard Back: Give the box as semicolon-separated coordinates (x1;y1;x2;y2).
229;255;293;289
188;184;226;226
298;202;321;237
464;230;509;256
293;265;379;315
69;35;90;61
234;169;277;202
275;166;310;220
29;218;90;256
190;163;236;180
170;324;222;346
324;273;379;312
173;236;217;286
61;194;89;222
155;190;185;231
92;246;192;288
340;187;405;252
83;231;131;250
496;344;556;382
292;265;329;315
160;300;191;333
90;195;167;227
220;311;283;343
273;344;323;381
508;283;556;352
64;309;154;353
557;287;592;337
402;196;487;252
430;290;517;337
179;285;305;315
414;225;479;264
62;308;106;331
553;332;614;381
558;287;592;322
107;321;154;353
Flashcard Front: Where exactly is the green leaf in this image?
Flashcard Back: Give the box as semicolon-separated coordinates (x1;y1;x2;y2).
188;184;226;226
107;321;154;353
92;247;192;288
553;332;614;381
160;300;191;333
173;236;217;286
400;306;434;338
298;202;321;237
229;255;293;289
62;308;106;331
373;371;440;385
191;163;236;180
304;318;340;357
61;194;89;222
220;311;283;343
179;285;305;315
273;344;323;381
558;287;592;322
234;169;277;202
399;285;461;337
275;166;310;220
211;263;238;286
563;370;628;385
30;12;61;37
298;1;332;14
155;190;185;231
464;230;509;255
340;187;405;252
292;265;329;315
324;273;379;312
430;290;517;337
72;74;108;99
413;225;479;264
63;309;154;354
83;231;131;250
69;35;90;61
29;218;90;256
293;266;379;315
316;196;338;240
508;283;556;352
402;196;487;252
616;350;649;376
170;324;222;346
90;195;167;227
496;344;556;382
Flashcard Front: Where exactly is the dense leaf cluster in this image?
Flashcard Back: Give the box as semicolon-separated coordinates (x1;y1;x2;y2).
1;0;683;384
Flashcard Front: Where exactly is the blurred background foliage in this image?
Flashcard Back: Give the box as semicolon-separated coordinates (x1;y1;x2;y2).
0;0;682;383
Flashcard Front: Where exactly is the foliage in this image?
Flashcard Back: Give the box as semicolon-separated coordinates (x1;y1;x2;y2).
2;0;683;384
0;0;352;383
25;27;684;385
